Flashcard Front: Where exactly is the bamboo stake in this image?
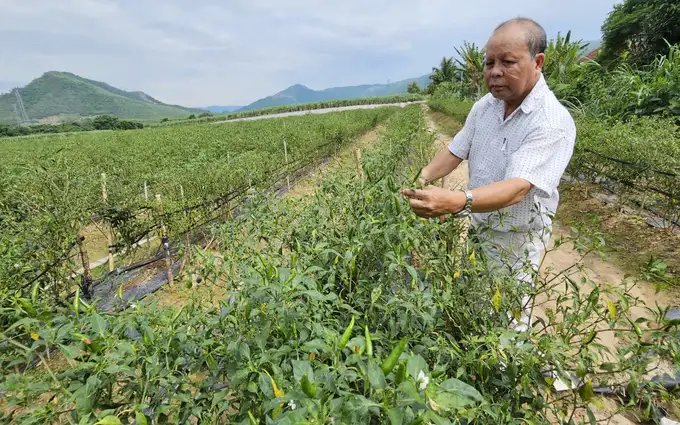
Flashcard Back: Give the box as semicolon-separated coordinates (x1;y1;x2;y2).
156;194;174;285
76;234;93;299
355;148;364;180
180;185;191;270
283;128;291;191
101;173;115;272
144;182;151;256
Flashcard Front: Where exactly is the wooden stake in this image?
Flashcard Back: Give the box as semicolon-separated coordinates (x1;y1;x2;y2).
156;194;174;285
101;173;115;272
144;182;151;256
283;120;291;191
76;234;93;299
355;148;364;180
283;133;291;191
180;185;191;269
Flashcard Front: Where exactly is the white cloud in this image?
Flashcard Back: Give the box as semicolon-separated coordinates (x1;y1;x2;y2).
0;0;617;106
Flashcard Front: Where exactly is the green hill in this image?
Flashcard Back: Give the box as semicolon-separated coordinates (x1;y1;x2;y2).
0;71;200;124
240;74;431;111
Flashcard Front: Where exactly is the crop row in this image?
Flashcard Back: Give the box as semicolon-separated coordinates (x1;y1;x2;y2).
0;107;397;292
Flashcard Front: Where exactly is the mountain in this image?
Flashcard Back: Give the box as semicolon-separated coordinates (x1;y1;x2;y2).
240;74;431;111
0;71;200;125
202;105;244;113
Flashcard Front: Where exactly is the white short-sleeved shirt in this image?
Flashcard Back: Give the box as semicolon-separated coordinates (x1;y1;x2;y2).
449;74;576;233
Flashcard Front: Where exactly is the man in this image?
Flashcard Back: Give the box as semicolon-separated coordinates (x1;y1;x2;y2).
402;18;576;330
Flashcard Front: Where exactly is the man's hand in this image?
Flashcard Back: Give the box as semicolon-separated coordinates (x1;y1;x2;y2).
401;187;465;218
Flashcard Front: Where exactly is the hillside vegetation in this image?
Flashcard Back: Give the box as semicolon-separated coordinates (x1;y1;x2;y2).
240;74;431;111
0;71;199;124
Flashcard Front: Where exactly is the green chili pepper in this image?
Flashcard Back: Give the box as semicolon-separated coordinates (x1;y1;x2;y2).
395;360;408;384
411;168;423;186
381;337;407;375
73;288;80;318
364;325;373;357
583;330;597;345
172;306;184;323
432;366;446;378
408;418;424;425
248;411;257;425
338;316;355;350
31;282;40;305
301;374;317;398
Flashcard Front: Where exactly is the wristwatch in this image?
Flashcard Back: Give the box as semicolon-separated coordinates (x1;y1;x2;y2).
452;189;473;218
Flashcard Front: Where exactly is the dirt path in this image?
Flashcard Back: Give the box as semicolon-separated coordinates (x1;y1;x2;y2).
287;126;384;198
212;101;424;124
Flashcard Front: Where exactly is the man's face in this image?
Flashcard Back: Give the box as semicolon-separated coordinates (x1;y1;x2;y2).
483;26;544;103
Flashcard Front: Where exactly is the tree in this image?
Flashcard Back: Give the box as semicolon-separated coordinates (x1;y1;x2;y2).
600;0;680;67
453;42;487;98
92;115;120;130
543;31;590;98
430;57;457;87
407;82;421;94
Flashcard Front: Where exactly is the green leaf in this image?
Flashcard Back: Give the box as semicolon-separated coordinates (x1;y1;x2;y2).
238;342;251;360
367;360;386;390
586;407;597;425
301;339;330;353
599;363;617;372
405;265;418;284
135;412;148;425
429;378;482;412
59;343;82;360
95;416;121;425
258;373;274;398
407;355;427;379
386;407;403;425
291;360;314;383
579;380;595;403
91;313;106;338
398;381;424;404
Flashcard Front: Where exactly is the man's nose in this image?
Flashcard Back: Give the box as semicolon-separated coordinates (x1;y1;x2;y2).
488;63;503;77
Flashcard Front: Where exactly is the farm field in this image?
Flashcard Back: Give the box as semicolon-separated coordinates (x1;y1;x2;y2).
2;104;679;424
0;107;397;292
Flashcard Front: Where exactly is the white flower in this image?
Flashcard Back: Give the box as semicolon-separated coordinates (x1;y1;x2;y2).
130;303;137;309
288;400;296;410
416;370;429;391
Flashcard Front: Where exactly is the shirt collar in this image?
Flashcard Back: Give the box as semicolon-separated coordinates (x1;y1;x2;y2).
519;74;547;114
492;73;547;117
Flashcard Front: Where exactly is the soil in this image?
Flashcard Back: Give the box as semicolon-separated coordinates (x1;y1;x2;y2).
556;183;680;287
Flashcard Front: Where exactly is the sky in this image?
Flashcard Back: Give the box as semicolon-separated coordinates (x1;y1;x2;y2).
0;0;619;107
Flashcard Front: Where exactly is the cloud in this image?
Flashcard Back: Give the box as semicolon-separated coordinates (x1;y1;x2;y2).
0;0;617;106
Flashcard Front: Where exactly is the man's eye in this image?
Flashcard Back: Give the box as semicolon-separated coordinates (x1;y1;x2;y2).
503;60;516;65
485;62;494;67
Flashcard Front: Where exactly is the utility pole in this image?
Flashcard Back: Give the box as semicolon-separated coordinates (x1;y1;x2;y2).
13;89;29;124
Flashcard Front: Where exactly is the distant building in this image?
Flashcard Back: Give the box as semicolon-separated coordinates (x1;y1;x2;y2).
578;48;601;63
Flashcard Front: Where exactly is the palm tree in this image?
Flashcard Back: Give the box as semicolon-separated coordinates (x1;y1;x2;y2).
430;57;457;86
453;42;487;98
544;31;589;88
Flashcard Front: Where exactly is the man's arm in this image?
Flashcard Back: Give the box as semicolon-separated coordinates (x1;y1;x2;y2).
402;178;532;218
420;149;463;185
419;101;480;185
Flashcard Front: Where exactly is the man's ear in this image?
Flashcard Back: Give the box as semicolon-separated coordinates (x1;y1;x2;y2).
535;53;545;71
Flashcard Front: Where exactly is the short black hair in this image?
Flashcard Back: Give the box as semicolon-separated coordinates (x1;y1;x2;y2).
495;17;547;58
